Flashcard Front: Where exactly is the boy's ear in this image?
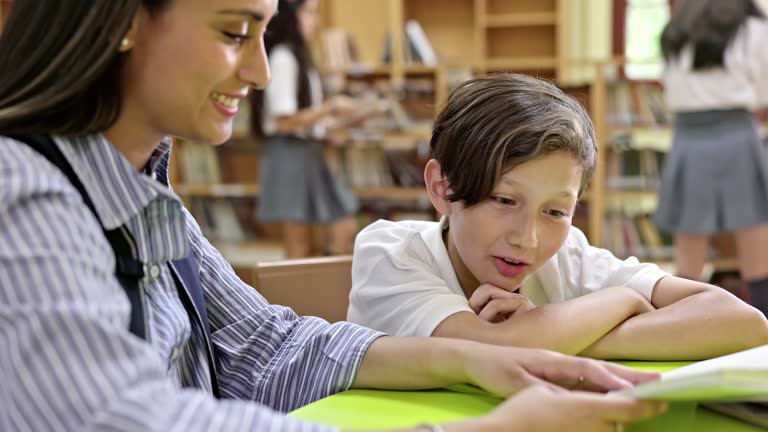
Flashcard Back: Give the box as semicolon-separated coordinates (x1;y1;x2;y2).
424;159;452;216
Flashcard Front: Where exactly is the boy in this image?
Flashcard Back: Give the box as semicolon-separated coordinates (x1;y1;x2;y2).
348;74;768;360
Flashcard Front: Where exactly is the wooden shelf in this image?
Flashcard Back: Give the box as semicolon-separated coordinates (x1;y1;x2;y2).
647;258;739;273
403;65;440;74
175;183;428;201
484;12;556;27
355;186;427;200
611;126;671;135
176;183;260;198
483;57;557;71
605;189;658;200
214;240;285;266
486;0;557;15
326;65;441;78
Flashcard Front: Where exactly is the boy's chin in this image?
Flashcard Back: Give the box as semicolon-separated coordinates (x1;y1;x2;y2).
491;280;524;293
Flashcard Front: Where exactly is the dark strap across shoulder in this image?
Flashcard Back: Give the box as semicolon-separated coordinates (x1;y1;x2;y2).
10;134;148;339
11;134;220;397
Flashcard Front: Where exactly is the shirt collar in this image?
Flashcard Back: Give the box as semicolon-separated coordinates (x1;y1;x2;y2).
53;134;180;230
423;216;464;296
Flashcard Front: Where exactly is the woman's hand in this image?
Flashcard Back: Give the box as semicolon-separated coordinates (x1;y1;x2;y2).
453;385;667;432
454;343;661;397
468;284;536;323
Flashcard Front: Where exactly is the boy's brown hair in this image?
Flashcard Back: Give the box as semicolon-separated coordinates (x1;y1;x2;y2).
429;73;597;207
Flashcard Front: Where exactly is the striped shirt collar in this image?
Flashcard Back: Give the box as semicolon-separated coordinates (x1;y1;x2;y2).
53;134;179;230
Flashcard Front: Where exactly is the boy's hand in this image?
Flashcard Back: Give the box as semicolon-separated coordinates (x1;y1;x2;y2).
456;343;661;397
469;284;536;323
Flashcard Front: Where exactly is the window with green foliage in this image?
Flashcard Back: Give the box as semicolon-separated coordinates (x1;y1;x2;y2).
625;0;669;79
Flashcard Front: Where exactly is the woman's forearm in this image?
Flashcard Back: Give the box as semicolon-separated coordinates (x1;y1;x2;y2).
352;336;471;390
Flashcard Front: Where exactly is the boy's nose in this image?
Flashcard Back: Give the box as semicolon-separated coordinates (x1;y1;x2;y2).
508;215;538;250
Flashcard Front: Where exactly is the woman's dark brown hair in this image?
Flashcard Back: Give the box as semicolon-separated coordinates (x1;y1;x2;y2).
249;0;314;137
0;0;172;136
661;0;765;70
430;73;597;207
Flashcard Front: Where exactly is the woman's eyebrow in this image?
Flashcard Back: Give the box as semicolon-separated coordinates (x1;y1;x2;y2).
216;9;267;22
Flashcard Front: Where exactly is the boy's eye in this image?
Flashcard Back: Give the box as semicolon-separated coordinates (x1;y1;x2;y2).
492;196;517;206
547;209;567;218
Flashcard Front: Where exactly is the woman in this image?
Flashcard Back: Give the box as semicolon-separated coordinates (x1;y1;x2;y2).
655;0;768;316
0;1;665;431
251;0;359;258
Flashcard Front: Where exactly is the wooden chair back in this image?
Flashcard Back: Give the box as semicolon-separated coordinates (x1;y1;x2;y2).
252;255;353;323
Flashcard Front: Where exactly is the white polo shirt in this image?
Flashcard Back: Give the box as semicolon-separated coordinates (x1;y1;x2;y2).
348;218;670;337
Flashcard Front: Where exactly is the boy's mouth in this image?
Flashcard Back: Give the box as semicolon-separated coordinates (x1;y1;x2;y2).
494;255;530;265
493;256;529;278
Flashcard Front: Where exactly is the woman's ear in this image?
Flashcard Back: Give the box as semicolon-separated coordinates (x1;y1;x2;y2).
424;159;452;216
118;7;146;52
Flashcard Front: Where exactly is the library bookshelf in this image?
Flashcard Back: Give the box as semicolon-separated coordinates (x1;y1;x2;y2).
589;58;768;274
170;0;597;257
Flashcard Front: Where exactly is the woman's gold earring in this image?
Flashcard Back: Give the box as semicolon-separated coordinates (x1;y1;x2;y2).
119;38;131;52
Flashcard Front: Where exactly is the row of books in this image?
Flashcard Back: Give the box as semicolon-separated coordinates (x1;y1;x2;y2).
190;199;248;243
325;143;428;188
321;19;438;73
607;80;670;128
381;20;438;66
603;212;673;261
605;148;665;191
188;195;436;245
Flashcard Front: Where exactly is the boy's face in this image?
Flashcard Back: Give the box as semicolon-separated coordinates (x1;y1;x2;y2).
439;151;582;295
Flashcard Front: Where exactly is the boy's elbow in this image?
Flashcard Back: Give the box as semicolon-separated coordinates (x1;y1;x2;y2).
702;289;768;347
728;293;768;346
746;307;768;346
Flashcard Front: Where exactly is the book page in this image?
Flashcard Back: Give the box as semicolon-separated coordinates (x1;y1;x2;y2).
609;346;768;401
662;345;768;381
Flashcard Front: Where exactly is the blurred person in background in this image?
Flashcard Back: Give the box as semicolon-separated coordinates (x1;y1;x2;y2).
655;0;768;317
0;1;668;431
250;0;360;258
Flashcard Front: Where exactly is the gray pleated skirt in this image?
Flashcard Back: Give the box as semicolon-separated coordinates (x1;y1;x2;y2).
654;109;768;234
257;135;359;224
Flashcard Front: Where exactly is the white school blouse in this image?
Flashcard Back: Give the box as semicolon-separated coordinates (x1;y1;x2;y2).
262;44;325;137
664;16;768;112
348;218;670;337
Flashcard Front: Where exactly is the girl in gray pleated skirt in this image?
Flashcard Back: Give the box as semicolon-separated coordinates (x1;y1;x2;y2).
657;0;768;316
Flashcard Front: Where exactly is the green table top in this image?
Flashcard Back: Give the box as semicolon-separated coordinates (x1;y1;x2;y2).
290;361;763;431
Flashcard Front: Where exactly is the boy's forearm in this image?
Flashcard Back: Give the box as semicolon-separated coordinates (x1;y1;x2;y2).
492;287;650;354
580;290;768;360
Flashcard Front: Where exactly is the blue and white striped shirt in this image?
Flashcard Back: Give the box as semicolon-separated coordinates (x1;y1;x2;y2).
0;134;383;431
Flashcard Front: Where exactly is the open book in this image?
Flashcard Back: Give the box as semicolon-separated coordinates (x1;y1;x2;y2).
611;345;768;402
